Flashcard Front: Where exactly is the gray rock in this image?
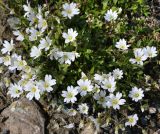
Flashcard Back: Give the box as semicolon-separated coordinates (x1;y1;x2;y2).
1;98;45;134
149;107;157;114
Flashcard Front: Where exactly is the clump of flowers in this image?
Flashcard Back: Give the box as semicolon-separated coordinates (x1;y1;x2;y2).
129;46;157;65
1;0;159;133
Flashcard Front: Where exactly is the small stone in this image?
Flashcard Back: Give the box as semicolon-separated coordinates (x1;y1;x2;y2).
1;98;45;134
149;107;157;114
80;123;95;134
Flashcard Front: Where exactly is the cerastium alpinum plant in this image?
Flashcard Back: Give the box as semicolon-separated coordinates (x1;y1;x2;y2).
0;0;159;133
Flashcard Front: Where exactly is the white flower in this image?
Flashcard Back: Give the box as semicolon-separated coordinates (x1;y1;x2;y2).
81;72;88;80
102;73;112;80
125;114;138;127
39;36;52;51
62;3;79;19
28;28;42;41
38;74;56;92
143;46;157;58
0;56;11;66
115;39;129;50
50;49;76;63
129;48;147;65
62;28;78;43
101;76;116;92
25;82;41;100
93;84;100;93
112;68;123;80
48;48;60;60
56;51;80;64
9;54;27;71
94;74;103;84
106;92;126;110
23;2;33;17
37;15;48;32
27;12;37;25
7;53;21;70
14;59;27;71
78;103;89;114
62;86;78;103
8;83;23;98
18;79;29;88
1;39;15;54
21;72;35;80
23;65;31;73
129;87;144;102
94;90;108;108
104;9;118;22
77;79;93;96
13;30;24;41
30;46;41;59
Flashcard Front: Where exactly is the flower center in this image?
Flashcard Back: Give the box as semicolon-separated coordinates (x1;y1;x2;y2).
112;98;119;106
4;56;10;62
120;44;125;49
21;80;28;86
42;20;47;28
31;87;37;93
36;31;41;36
15;88;20;94
68;35;73;41
67;92;73;98
82;86;88;91
66;9;72;14
129;117;134;123
63;55;69;60
99;97;105;103
34;18;38;23
134;93;140;98
148;52;152;57
44;82;49;88
19;60;24;66
82;107;86;111
109;15;114;20
107;84;112;89
136;57;142;62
